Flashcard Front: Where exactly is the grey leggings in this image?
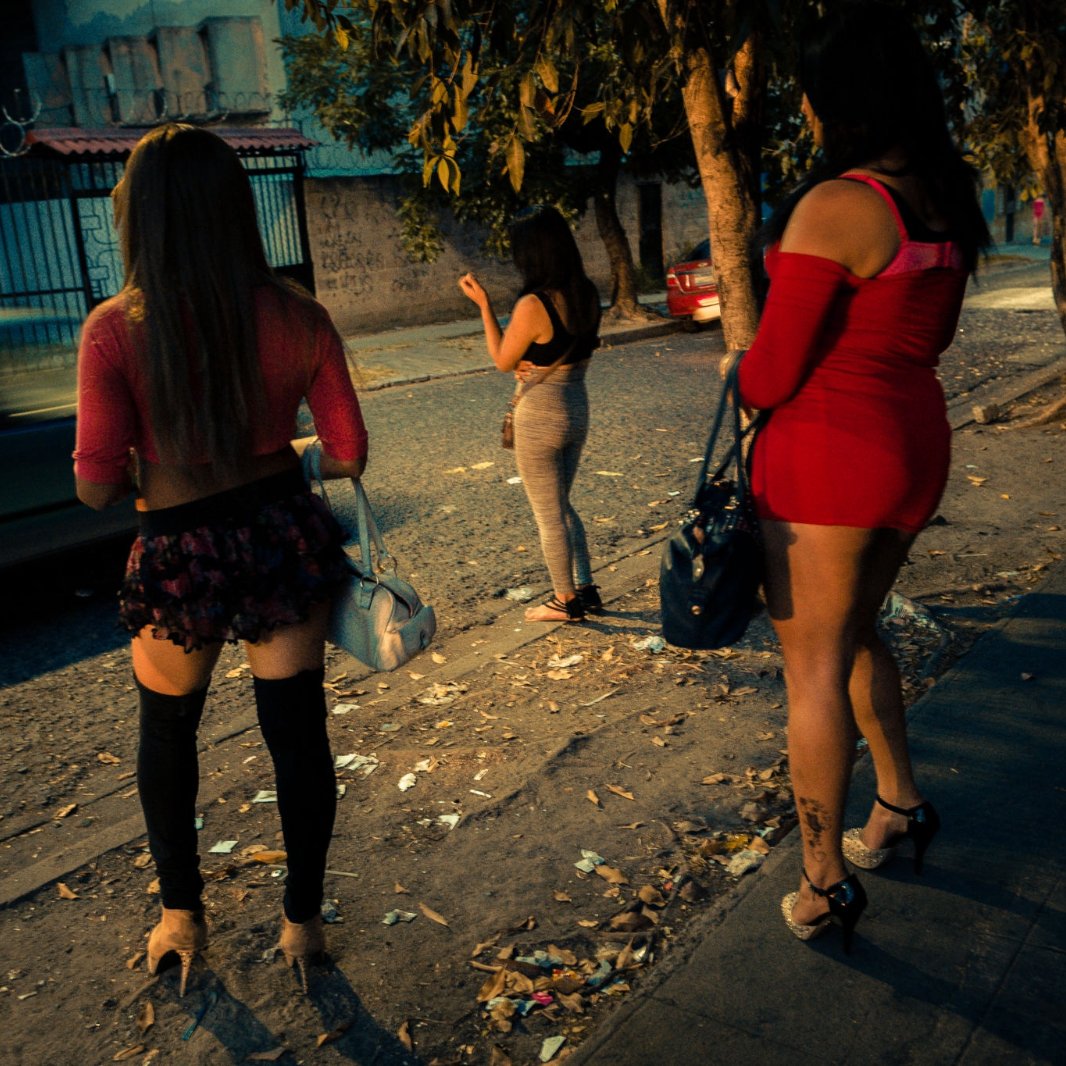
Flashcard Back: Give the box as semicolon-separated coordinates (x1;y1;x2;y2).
513;371;592;597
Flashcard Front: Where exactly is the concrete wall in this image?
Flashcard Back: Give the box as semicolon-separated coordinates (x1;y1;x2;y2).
305;172;702;335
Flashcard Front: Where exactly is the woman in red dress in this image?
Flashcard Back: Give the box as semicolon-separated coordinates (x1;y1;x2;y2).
730;4;989;949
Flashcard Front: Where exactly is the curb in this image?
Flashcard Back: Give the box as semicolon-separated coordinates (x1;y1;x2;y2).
948;355;1066;430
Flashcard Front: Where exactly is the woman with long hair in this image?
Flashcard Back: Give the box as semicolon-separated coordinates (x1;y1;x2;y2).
727;4;989;949
459;205;602;622
74;124;368;993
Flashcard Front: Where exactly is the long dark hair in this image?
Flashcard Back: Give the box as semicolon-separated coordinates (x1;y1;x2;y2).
113;124;302;466
510;206;601;336
763;3;989;271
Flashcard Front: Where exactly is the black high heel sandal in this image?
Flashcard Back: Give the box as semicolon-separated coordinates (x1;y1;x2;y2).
781;870;867;954
577;584;604;615
842;796;940;874
524;596;584;623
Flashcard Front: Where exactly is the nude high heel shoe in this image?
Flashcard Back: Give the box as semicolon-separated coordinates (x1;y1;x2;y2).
278;914;326;993
843;796;940;873
781;870;867;954
146;908;207;997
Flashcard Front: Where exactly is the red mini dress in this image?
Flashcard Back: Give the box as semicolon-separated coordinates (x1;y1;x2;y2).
737;175;968;533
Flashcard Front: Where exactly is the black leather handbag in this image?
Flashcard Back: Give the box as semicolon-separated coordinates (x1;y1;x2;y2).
660;363;765;649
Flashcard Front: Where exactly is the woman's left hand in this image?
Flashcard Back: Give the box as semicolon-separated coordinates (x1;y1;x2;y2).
513;359;536;383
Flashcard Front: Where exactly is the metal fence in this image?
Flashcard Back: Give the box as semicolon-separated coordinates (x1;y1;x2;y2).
0;147;312;375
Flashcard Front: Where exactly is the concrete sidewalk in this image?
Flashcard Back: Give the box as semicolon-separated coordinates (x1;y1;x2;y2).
570;561;1066;1065
342;292;686;390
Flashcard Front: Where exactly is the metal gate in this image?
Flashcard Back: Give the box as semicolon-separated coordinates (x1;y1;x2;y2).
0;130;314;381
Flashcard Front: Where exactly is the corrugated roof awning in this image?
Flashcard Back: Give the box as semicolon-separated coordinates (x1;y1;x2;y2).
25;127;317;158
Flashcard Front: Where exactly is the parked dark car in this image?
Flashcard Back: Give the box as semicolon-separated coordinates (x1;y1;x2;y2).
665;239;720;325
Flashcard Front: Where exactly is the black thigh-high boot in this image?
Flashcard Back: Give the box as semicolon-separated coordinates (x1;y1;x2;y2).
253;668;336;923
136;678;209;911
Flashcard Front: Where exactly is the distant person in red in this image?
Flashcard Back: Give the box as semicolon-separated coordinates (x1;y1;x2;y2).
1032;195;1045;245
724;4;989;950
74;125;368;994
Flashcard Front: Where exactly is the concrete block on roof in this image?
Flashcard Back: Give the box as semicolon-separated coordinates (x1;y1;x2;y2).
152;25;210;117
198;17;269;114
62;44;110;127
21;52;73;125
105;37;163;125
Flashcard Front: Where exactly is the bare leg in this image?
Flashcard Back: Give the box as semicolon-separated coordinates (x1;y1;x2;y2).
762;520;923;925
847;530;929;847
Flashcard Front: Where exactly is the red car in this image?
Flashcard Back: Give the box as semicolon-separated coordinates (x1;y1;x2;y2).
665;239;721;326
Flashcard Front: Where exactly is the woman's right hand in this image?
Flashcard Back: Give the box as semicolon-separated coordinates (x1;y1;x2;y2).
458;272;489;309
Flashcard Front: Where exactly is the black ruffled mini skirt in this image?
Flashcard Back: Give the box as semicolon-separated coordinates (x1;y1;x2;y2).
119;468;348;652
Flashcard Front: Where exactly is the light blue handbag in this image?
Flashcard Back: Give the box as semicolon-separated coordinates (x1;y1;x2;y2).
303;445;437;671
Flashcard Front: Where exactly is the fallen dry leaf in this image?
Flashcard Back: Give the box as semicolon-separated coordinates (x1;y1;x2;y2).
247;1050;287;1062
97;751;121;764
472;934;501;956
638;886;667;907
314;1022;352;1049
431;651;447;664
586;789;602;807
57;882;78;900
136;1001;154;1034
248;850;287;864
126;950;145;970
606;785;635;801
489;1044;515;1066
419;902;450;927
112;1048;145;1062
577;918;599;928
594;865;629;885
609;910;654;932
553;890;573;903
397;1020;413;1051
54;803;78;820
395;882;410;894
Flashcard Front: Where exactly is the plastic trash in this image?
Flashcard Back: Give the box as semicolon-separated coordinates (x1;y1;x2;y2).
632;635;667;653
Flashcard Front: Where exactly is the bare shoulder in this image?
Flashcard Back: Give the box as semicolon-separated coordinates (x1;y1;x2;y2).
792;178;893;227
783;179;898;275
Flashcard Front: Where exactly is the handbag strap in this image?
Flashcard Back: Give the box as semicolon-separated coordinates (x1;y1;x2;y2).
690;360;764;508
302;442;392;578
508;340;576;410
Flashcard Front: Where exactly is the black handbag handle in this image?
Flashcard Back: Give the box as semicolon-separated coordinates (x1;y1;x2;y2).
690;360;763;509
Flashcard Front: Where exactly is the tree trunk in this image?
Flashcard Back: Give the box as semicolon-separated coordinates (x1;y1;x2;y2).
593;142;654;320
668;31;762;350
1012;89;1066;426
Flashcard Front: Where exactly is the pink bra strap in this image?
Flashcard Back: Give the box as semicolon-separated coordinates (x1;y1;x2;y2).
839;173;908;242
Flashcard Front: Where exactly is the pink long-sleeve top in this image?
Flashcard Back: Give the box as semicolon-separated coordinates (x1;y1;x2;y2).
74;286;368;484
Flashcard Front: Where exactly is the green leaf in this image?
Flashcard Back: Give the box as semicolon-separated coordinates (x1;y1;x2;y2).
437;156;451;191
535;55;559;93
519;72;536;109
505;136;526;193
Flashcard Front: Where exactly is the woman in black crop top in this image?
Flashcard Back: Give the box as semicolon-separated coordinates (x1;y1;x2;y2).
459;206;602;622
